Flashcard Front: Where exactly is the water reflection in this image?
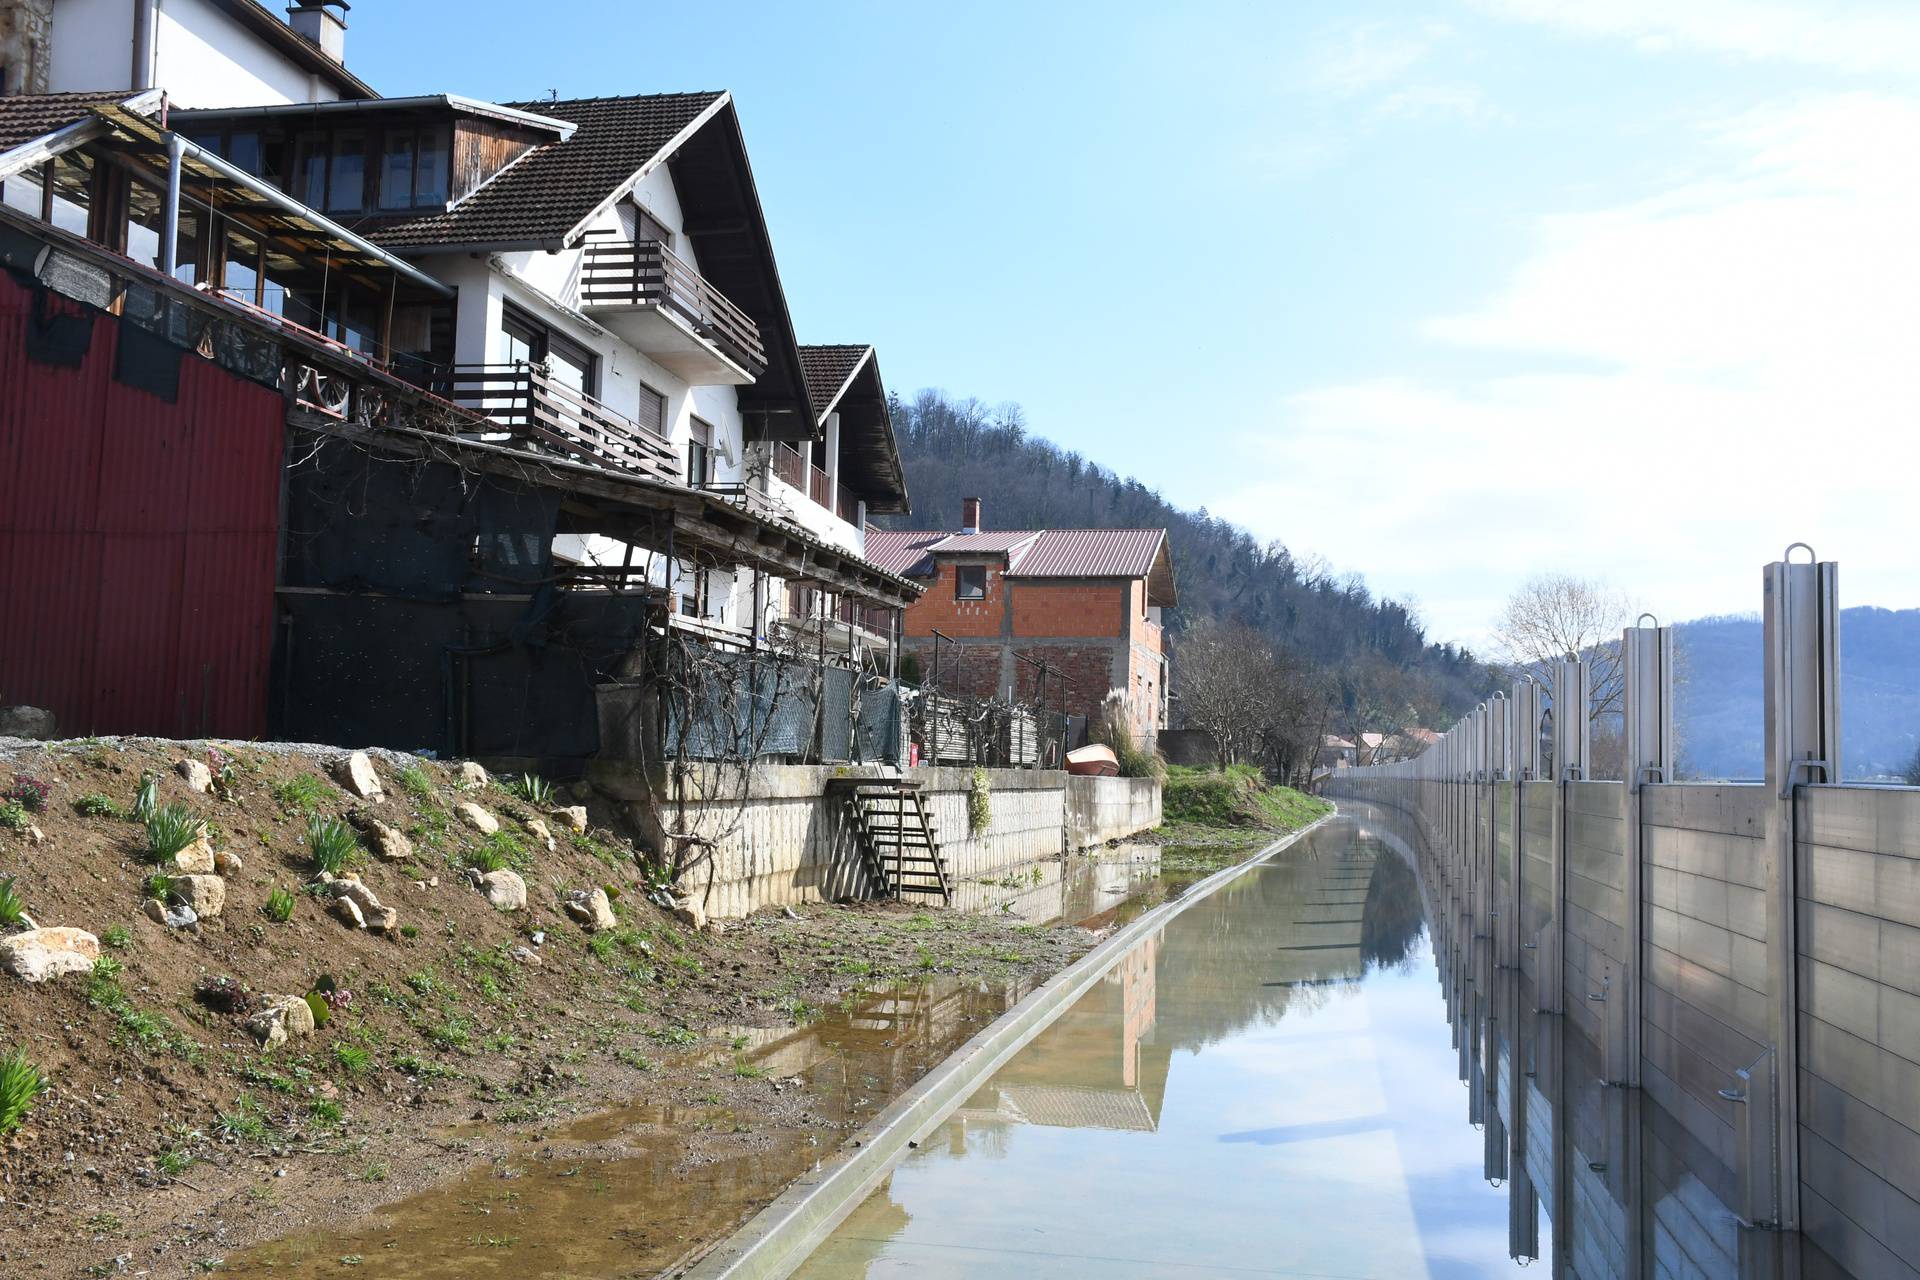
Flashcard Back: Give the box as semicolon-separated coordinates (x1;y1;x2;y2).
945;843;1165;926
794;819;1520;1279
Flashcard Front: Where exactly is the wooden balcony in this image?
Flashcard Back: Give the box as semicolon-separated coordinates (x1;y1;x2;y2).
445;363;683;482
578;240;767;385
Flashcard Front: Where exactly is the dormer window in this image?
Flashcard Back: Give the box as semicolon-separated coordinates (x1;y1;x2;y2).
379;127;450;209
956;565;987;601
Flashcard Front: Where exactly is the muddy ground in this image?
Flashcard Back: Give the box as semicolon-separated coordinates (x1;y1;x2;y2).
0;738;1098;1278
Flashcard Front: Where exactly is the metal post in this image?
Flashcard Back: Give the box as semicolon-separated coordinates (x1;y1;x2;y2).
1619;619;1673;1090
1757;543;1839;1233
1541;659;1587;1018
1510;680;1542;978
162;133;185;279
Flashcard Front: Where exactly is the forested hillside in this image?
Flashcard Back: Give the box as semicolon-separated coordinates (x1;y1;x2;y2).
881;390;1496;724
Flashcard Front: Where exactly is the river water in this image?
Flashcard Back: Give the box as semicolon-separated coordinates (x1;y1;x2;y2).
793;815;1539;1278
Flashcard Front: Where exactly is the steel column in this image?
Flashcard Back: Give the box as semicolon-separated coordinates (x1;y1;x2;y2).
1619;621;1673;1090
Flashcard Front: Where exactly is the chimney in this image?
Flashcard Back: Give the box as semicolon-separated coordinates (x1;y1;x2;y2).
287;1;348;65
961;497;982;534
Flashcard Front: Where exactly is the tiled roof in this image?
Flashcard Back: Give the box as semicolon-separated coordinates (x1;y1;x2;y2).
369;92;724;249
798;344;870;421
0;91;144;155
862;529;948;577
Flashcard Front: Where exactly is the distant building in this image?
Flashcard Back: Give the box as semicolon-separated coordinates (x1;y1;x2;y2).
865;498;1176;747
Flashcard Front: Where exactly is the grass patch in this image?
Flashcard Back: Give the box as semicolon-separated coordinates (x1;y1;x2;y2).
333;1043;372;1075
0;877;26;928
395;764;436;801
73;792;128;820
305;816;360;874
1158;765;1331;848
144;804;202;864
465;831;529;874
0;1047;49;1136
271;773;335;816
264;886;296;923
101;924;133;950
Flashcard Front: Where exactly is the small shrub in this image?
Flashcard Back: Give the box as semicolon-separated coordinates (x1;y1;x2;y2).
264;887;296;923
193;975;258;1016
101;924;133;950
72;792;128;820
0;877;25;928
132;774;159;823
305;816;359;874
0;1047;48;1136
2;774;49;813
145;873;174;903
507;774;555;806
0;802;25;832
144;804;203;864
271;773;334;816
398;923;419;939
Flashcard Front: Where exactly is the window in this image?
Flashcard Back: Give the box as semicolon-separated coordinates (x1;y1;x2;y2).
955;565;987;601
680;567;711;619
327;131;365;212
380;130;414;208
378;126;450;209
687;416;714;487
635;383;667;436
501;308;597;397
416;129;449;205
633;202;672;246
293;132;327;209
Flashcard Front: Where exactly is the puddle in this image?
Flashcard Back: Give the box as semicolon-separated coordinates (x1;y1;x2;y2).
945;842;1165;926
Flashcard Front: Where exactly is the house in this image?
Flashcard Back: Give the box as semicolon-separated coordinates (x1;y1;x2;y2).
864;499;1177;747
0;8;921;765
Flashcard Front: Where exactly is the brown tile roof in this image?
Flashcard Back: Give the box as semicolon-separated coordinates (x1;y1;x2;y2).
369;92;725;249
798;344;870;419
0;90;145;155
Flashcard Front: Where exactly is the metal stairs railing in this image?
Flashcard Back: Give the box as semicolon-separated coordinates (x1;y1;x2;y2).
830;777;952;904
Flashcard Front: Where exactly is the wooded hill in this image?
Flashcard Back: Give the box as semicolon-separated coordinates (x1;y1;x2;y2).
879;390;1496;723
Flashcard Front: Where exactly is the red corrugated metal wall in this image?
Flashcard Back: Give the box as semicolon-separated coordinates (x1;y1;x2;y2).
0;270;283;738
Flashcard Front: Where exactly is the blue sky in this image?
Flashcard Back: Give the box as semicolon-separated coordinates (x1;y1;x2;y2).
350;1;1920;647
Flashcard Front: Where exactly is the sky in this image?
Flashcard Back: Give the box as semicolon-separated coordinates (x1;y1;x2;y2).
349;1;1920;650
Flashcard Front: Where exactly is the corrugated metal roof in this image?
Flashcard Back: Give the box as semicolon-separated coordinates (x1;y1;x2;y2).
862;529;947;577
931;531;1041;556
1005;529;1167;580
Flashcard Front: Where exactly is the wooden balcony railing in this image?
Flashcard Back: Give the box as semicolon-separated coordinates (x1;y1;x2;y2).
774;442;808;489
579;240;768;376
836;488;860;524
808;461;832;508
444;363;682;482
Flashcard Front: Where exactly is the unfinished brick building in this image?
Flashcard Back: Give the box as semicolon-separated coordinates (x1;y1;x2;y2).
866;500;1176;747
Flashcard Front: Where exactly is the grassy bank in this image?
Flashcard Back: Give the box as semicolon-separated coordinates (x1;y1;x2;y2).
1151;764;1332;873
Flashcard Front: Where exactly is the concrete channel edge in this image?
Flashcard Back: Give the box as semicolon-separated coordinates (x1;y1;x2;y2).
676;808;1340;1280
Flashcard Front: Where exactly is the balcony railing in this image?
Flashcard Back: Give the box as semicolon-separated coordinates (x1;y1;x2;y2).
773;443;855;521
445;363;682;482
579;240;768;376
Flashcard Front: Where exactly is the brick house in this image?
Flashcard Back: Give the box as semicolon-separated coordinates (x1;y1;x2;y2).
865;500;1177;747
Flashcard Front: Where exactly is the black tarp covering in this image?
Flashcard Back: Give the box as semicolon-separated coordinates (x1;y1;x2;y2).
282;445;559;599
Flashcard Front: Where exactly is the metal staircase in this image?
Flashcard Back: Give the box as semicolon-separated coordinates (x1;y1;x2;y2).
831;777;953;904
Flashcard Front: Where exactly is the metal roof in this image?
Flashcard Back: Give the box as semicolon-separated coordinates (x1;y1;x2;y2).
864;526;1177;606
861;529;947;577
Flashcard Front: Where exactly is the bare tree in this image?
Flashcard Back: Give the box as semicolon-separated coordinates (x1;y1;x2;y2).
1172;621;1277;766
1334;655;1420;766
1492;574;1637;722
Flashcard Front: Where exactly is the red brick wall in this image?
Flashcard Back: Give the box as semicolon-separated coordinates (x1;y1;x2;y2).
1010;643;1123;722
1008;580;1128;638
899;560;1006;638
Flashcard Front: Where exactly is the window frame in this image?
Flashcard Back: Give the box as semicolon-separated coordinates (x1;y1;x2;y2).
954;564;988;601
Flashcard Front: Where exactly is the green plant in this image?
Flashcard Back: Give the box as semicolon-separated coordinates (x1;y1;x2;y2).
305;815;359;874
72;792;124;819
144;873;174;903
507;774;555;806
0;802;25;832
155;1147;196;1177
3;774;49;812
467;830;529;875
0;1047;49;1136
967;766;991;834
399;923;419;939
0;877;25;928
264;887;296;923
132;774;159;823
271;773;334;815
101;924;133;950
361;1161;390;1183
395;763;435;800
304;992;331;1028
333;1043;372;1075
308;1098;343;1127
144;804;202;864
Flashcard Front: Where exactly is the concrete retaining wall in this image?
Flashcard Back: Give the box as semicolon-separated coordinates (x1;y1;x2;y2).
590;763;1161;919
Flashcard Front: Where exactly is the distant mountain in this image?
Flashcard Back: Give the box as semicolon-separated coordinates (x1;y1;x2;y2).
1674;607;1920;780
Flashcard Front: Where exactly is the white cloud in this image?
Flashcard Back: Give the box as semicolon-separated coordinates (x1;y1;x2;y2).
1376;83;1503;124
1214;92;1920;647
1310;21;1451;96
1472;0;1920;75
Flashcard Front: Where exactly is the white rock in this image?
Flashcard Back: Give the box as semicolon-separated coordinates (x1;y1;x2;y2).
337;751;383;800
477;869;526;912
526;818;556;852
331;895;366;929
175;759;213;794
247;995;316;1050
671;896;706;931
509;945;542;966
171;832;215;876
171;874;225;920
564;887;617;933
455;801;499;835
552;805;588;834
0;927;99;983
457;761;490;788
327;878;397;932
363;819;413;863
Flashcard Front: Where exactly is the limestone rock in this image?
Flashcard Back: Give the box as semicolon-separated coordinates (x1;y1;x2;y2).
0;927;99;983
456;761;490;788
331;895;365;929
509;945;542;967
526;818;556;852
247;995;316;1050
361;819;413;863
213;850;245;877
144;898;197;929
0;706;56;739
326;877;398;933
564;887;617;933
171;874;225;920
552;805;588;834
337;751;383;800
671;896;706;931
476;869;526;912
176;759;213;794
171;832;216;876
455;801;499;835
